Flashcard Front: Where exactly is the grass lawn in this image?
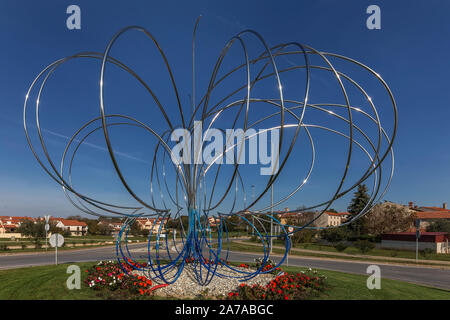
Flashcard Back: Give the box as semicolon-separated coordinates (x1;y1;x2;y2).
0;262;448;300
281;266;449;300
0;262;98;300
0;237;146;254
291;242;450;262
238;241;450;266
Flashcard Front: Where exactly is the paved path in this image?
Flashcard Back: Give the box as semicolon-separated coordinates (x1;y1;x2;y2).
0;243;449;291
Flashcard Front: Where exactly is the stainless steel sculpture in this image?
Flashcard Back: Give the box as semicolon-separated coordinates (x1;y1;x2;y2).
23;17;396;285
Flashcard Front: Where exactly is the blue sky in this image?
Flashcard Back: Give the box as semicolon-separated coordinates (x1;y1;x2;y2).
1;0;450;217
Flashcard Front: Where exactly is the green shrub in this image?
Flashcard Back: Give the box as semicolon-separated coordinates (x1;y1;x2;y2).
292;230;316;244
333;242;348;252
0;244;10;251
34;241;42;249
321;227;349;243
419;248;434;258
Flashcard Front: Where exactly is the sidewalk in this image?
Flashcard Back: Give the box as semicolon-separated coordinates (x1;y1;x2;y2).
234;240;450;266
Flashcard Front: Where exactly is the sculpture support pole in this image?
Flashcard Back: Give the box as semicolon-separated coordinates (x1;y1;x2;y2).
270;184;273;254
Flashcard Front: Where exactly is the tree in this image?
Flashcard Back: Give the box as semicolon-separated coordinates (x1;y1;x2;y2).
321;227;349;243
167;216;189;231
129;220;141;236
86;220;100;235
365;202;415;235
67;215;99;235
97;223;113;236
426;220;450;233
353;239;375;254
225;215;242;232
347;184;370;237
333;242;348;252
17;220;45;241
291;229;316;244
16;220;64;244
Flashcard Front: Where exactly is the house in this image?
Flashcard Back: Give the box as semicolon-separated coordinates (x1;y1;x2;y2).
136;217;168;234
0;216;35;233
314;211;343;228
277;209;316;225
408;202;450;229
110;222;125;237
51;218;88;236
381;232;449;254
109;222;124;232
337;212;351;221
208;216;222;227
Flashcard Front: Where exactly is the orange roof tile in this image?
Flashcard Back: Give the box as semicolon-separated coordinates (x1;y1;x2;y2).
415;211;450;219
52;218;87;226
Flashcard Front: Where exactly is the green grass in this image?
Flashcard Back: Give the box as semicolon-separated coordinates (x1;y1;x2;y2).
0;243;121;254
221;242;450;267
0;237;146;254
243;240;450;264
0;262;99;300
283;266;450;300
291;242;450;262
0;262;448;300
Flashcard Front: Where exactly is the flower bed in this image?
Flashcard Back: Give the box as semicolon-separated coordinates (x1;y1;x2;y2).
84;260;327;300
84;260;167;299
254;258;282;275
226;267;327;300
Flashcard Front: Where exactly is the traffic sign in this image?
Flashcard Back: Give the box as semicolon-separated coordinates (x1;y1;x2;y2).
288;226;294;233
49;233;64;265
49;233;64;247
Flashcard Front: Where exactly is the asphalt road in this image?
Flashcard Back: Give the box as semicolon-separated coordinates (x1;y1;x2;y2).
1;243;449;291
